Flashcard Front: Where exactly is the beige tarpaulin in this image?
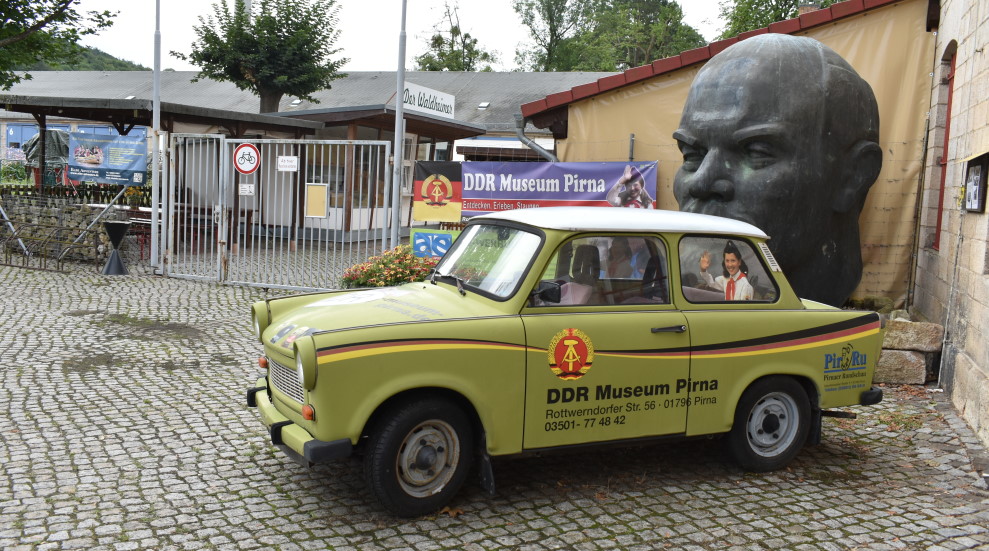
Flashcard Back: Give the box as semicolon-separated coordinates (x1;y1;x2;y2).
558;0;934;305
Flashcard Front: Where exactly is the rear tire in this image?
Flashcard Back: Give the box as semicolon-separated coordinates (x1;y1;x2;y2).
364;398;473;517
727;377;810;472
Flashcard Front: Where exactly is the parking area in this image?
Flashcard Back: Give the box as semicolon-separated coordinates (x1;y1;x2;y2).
1;262;988;551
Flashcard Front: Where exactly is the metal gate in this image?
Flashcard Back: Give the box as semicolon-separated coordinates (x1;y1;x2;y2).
163;134;394;290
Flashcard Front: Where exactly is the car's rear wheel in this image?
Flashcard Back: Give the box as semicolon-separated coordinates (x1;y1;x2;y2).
727;376;810;472
364;398;473;517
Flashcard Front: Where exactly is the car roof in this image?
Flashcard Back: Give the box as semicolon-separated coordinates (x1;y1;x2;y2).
475;207;770;239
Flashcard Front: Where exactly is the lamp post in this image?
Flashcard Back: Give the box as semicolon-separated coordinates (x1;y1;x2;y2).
390;0;408;250
151;0;161;268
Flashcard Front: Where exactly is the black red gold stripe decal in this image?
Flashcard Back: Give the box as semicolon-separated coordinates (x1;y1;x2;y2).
313;314;880;364
316;338;526;365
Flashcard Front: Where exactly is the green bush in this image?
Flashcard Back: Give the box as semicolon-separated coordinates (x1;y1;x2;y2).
0;161;28;183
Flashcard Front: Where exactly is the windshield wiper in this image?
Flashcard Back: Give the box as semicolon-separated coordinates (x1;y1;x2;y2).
432;272;468;296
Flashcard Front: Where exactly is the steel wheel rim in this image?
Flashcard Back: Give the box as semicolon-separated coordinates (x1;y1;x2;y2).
745;391;799;457
396;420;460;497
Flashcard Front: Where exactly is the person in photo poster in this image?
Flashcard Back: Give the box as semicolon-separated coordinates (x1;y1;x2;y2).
607;165;654;208
672;34;882;306
697;241;753;301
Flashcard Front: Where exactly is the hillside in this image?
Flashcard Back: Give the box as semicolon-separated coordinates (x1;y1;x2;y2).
15;46;149;72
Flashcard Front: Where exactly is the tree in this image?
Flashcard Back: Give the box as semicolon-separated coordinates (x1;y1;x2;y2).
414;3;497;72
513;0;593;72
175;0;349;113
717;0;836;39
575;0;706;71
0;0;115;90
513;0;705;72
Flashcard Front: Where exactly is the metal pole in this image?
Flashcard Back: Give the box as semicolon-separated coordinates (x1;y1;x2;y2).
150;0;162;268
390;0;408;250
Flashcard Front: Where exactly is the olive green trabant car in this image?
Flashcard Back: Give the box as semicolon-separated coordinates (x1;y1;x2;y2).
247;207;883;517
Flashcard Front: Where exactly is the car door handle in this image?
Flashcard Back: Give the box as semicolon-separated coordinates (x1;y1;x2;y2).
651;325;686;333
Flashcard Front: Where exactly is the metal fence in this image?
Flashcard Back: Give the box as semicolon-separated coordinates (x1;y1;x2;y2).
163;134;395;291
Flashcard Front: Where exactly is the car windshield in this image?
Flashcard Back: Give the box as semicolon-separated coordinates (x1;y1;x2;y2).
434;224;541;298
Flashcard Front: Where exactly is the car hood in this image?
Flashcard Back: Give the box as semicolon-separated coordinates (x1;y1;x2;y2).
262;282;513;347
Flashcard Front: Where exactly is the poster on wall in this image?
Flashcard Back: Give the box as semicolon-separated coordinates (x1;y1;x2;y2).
964;154;987;213
412;161;462;222
460;161;658;220
67;132;148;185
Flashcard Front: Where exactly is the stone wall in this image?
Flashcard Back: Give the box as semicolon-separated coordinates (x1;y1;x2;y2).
910;0;989;449
876;313;944;385
0;197;125;263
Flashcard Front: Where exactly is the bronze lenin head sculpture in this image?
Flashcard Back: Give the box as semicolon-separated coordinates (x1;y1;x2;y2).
673;34;882;306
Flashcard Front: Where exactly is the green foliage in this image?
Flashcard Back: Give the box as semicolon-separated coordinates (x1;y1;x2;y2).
414;3;497;72
573;0;706;71
341;245;439;288
14;46;148;71
717;0;836;39
0;161;29;183
0;0;115;90
174;0;349;113
513;0;705;72
513;0;592;72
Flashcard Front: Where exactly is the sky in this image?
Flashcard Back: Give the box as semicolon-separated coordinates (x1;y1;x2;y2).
75;0;724;72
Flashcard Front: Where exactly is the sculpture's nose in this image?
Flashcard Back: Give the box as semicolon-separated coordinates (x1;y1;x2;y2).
689;152;735;202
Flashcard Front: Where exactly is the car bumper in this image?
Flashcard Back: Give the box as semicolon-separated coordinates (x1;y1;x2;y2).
246;378;353;465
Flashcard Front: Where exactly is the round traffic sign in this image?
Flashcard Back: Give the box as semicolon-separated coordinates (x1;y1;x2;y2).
234;143;261;175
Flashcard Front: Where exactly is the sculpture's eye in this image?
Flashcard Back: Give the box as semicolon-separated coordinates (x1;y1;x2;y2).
744;141;776;168
678;143;705;172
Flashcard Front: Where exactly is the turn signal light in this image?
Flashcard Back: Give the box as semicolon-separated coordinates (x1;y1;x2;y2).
302;405;315;421
258;356;268;369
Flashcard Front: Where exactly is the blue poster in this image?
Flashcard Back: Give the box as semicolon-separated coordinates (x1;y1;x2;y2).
460;161;658;219
411;229;460;258
67;132;148;185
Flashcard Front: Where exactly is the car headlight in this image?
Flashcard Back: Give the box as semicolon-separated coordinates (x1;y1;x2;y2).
295;353;305;386
251;302;270;340
293;336;317;390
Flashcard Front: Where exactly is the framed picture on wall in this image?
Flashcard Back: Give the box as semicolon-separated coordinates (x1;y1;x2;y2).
964;154;988;213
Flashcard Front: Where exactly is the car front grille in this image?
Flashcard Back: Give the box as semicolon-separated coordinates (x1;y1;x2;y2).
269;358;304;403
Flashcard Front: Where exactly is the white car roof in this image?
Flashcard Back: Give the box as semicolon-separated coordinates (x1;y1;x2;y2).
476;207;769;239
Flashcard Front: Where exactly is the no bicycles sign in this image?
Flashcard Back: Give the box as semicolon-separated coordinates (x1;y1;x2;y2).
234;143;261;175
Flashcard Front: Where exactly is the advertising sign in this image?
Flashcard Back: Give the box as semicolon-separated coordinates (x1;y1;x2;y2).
460;161;658;220
410;228;460;258
67;132;147;185
402;82;455;119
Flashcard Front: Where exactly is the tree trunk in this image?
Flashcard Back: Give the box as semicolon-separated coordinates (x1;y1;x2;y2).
259;90;284;113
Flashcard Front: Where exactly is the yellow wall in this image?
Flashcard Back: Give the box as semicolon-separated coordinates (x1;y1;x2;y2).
558;0;935;304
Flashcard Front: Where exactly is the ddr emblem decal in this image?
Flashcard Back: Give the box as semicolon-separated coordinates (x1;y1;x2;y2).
548;328;594;380
421;174;454;206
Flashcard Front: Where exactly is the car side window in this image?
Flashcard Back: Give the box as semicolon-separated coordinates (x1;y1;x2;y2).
678;236;778;303
532;235;669;306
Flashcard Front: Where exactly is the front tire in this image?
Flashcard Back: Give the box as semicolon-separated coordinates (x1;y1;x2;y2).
364;398;473;517
727;377;810;472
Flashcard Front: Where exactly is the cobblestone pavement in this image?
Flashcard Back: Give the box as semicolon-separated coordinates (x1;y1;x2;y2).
1;262;988;551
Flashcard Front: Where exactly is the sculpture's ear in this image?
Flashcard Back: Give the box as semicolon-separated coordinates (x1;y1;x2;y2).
833;140;882;214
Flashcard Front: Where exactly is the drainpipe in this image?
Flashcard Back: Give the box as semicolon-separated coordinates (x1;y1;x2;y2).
514;114;557;162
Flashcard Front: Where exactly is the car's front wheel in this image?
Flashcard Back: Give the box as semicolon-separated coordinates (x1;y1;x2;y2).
727;376;810;472
364;398;473;517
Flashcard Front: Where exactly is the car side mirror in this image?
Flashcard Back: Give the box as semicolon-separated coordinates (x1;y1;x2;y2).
532;280;562;304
